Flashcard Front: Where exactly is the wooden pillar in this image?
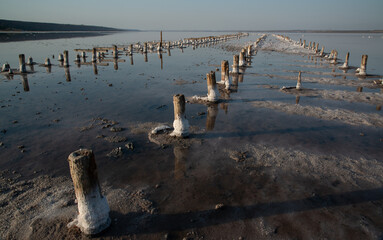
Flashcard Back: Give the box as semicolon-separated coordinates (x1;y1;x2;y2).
45;58;51;66
19;54;27;73
21;74;29;92
359;55;368;75
207;72;218;102
27;56;33;65
331;50;338;64
315;43;319;53
92;48;97;62
303;40;306;48
67;149;111;235
320;46;324;56
239;50;245;67
113;45;118;59
63;50;69;67
232;55;239;73
341;52;350;69
296;71;302;90
143;42;148;53
221;60;228;82
170;94;189;137
75;54;81;63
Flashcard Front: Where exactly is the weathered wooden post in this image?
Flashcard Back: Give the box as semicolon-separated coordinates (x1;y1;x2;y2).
27;56;34;65
63;50;69;67
357;86;363;92
92;48;97;62
303;40;306;48
207;72;218;102
239;51;245;67
224;67;230;90
1;63;10;72
331;51;338;64
358;55;368;75
315;43;319;53
320;46;324;56
75;54;81;63
247;45;252;56
232;55;239;73
340;52;350;69
296;71;302;90
143;42;148;53
19;54;27;73
58;53;64;62
170;94;189;137
158;30;163;52
221;60;228;82
299;39;302;46
113;45;118;59
67;149;111;235
45;58;51;66
308;41;312;49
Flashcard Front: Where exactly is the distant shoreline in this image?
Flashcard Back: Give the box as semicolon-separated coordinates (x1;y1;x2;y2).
0;31;123;42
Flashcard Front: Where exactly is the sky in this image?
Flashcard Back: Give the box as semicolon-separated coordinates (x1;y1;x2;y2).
0;0;382;30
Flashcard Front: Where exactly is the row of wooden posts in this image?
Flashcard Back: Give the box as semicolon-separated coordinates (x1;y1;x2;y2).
65;34;260;235
296;36;369;76
0;32;248;76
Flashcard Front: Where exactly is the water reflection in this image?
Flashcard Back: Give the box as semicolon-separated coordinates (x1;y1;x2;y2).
144;53;148;62
174;146;188;180
28;64;34;72
93;63;98;75
168;48;171;56
64;67;71;82
114;59;118;70
231;73;238;92
21;74;29;92
45;65;52;73
158;53;163;70
206;103;219;131
295;96;300;104
130;55;134;65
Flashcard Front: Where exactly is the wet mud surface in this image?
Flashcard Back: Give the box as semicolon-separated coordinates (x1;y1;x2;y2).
0;33;383;239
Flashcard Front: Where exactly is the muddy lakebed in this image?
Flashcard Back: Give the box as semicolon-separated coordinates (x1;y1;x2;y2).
0;32;383;239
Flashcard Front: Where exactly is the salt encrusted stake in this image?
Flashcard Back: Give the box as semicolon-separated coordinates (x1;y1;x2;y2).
247;45;252;56
341;52;349;69
75;54;81;63
27;56;33;65
19;54;27;73
315;43;319;53
63;50;69;67
331;51;338;64
221;60;228;82
239;51;245;67
358;55;368;75
303;40;306;48
45;58;51;66
170;94;189;137
232;55;239;73
224;67;230;90
67;149;111;235
296;71;302;90
320;46;324;56
92;48;97;62
58;53;64;61
207;72;218;102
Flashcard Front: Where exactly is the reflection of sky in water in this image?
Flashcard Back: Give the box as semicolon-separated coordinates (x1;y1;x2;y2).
0;32;382;179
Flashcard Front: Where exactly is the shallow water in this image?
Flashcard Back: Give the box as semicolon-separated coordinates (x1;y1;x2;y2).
0;31;383;238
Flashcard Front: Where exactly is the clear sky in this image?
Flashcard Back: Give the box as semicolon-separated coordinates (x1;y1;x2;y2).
1;0;382;30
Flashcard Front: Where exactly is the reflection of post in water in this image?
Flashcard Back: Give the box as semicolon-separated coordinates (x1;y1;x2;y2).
130;54;134;65
21;74;29;92
158;52;163;70
219;91;229;114
174;146;188;180
64;66;71;82
114;59;118;70
295;96;300;104
93;63;98;75
28;64;34;72
168;48;171;56
376;105;381;111
238;69;245;83
231;73;238;92
206;103;219;131
144;53;148;63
